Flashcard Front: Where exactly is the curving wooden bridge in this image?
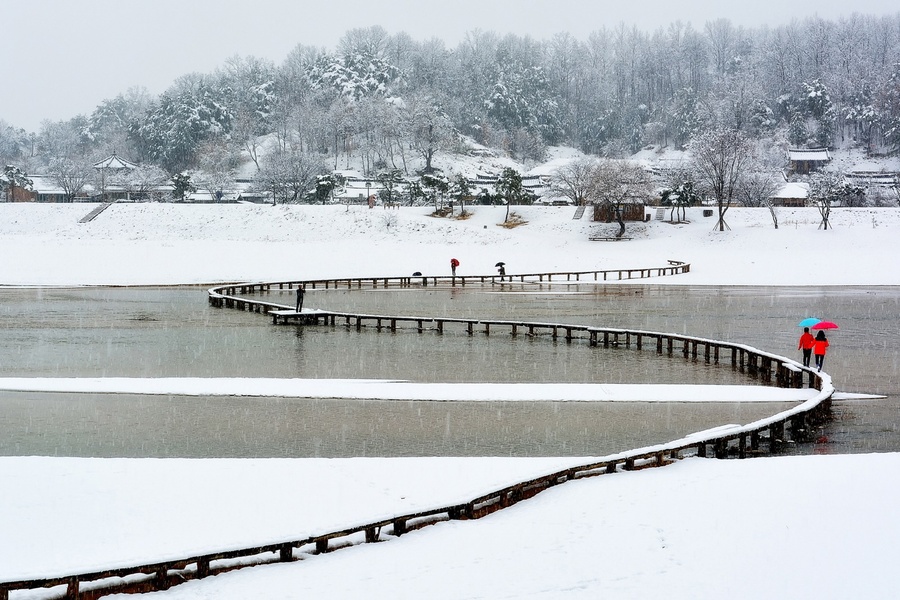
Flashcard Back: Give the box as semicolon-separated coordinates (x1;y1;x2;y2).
2;261;836;600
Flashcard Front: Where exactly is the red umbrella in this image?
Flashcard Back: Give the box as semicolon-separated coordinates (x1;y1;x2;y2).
811;321;839;330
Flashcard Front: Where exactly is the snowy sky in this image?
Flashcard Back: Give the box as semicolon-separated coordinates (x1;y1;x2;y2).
3;0;899;132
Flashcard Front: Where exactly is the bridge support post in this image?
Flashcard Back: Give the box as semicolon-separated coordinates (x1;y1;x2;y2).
280;544;292;562
156;568;170;590
366;527;378;543
64;578;79;600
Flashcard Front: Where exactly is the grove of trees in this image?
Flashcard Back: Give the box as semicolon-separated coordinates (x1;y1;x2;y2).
3;16;900;202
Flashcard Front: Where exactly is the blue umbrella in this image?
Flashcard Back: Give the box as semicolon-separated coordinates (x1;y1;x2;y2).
797;317;822;328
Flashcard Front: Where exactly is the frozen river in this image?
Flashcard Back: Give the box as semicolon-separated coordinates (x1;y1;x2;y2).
0;284;897;456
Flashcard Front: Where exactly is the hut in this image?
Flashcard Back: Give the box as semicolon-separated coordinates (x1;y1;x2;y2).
788;148;831;175
771;182;809;207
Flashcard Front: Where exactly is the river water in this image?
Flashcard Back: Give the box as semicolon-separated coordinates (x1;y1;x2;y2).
0;284;897;457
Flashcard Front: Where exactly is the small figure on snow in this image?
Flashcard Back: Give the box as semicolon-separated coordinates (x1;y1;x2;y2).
450;258;460;276
295;285;305;313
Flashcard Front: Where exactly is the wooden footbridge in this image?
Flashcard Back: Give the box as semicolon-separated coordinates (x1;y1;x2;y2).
2;261;837;600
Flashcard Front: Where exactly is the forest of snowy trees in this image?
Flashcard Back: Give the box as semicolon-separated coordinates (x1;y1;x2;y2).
2;15;900;202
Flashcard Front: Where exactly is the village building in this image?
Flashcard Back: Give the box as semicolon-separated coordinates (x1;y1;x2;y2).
788;148;831;175
771;181;810;207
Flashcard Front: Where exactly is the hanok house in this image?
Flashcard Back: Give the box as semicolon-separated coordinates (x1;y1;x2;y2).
788;148;831;175
593;201;646;222
27;175;71;202
771;181;809;207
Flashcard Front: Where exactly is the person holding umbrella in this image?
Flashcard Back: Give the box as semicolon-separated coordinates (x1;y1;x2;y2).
798;327;815;367
813;330;830;372
496;261;506;278
450;258;460;276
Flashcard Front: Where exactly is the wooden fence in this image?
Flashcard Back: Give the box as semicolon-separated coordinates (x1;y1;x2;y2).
2;263;837;600
207;261;690;302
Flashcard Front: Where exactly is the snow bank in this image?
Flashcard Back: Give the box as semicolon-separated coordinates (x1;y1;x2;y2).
1;204;898;287
0;378;819;402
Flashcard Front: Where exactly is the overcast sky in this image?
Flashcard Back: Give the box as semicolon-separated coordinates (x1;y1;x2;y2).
3;0;898;132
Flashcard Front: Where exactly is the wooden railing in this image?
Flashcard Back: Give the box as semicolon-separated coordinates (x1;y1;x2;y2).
206;261;691;302
3;263;838;600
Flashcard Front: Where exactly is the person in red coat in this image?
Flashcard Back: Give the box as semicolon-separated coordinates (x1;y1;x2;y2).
798;327;815;367
813;330;829;372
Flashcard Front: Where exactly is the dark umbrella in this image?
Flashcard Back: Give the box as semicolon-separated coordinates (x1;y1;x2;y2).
495;261;506;267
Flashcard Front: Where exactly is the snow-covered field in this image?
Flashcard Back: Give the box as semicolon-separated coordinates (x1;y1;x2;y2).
1;201;898;598
1;202;898;286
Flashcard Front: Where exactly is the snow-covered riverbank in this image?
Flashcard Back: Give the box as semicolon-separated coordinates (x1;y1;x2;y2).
1;203;898;286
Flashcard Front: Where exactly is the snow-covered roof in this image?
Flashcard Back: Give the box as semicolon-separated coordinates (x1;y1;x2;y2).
28;175;67;195
92;153;139;170
772;182;809;199
788;148;830;162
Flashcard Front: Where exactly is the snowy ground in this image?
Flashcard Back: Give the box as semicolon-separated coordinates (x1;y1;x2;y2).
1;202;898;598
1;203;898;286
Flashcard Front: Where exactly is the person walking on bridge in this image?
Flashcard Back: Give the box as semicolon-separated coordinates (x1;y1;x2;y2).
813;330;829;372
798;327;815;367
295;285;305;313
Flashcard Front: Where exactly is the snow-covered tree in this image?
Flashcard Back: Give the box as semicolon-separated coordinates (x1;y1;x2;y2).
734;171;780;208
495;167;526;223
798;79;836;147
550;158;597;206
338;26;390;59
170;172;195;202
39;117;93;164
193;141;238;202
809;172;865;229
218;55;276;129
0;120;29;164
842;87;879;154
87;88;153;157
404;94;455;174
588;159;653;238
670;88;705;148
109;163;169;202
47;157;92;202
890;175;900;207
880;63;900;153
660;176;702;222
218;56;277;171
689;126;753;231
375;169;404;206
1;165;32;202
420;171;449;212
257;147;325;204
485;65;562;144
404;179;427;206
131;77;230;172
448;173;472;215
307;51;401;101
310;172;341;205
